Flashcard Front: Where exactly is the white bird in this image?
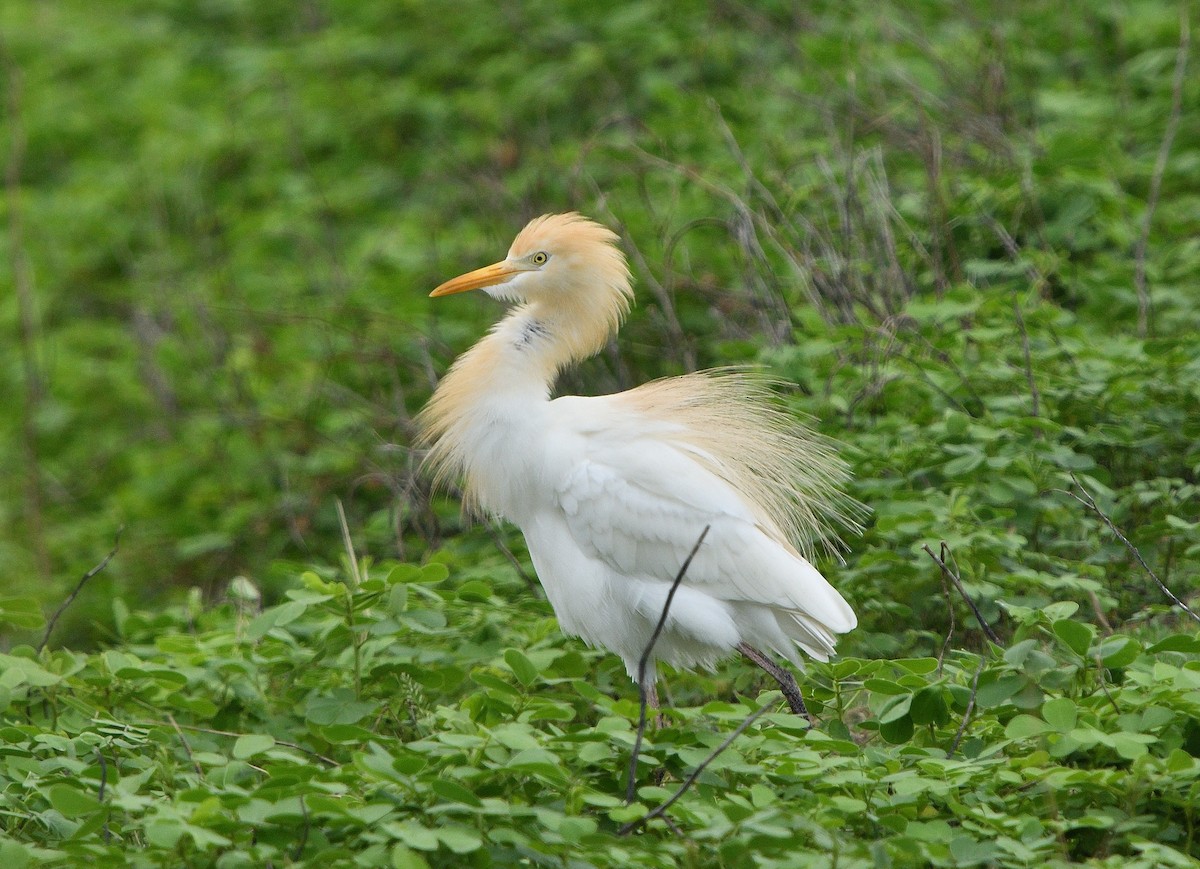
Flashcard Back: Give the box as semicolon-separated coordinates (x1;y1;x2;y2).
417;212;861;718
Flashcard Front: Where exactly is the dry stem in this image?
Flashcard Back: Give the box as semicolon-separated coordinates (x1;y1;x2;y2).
625;526;710;804
1133;7;1190;337
1063;475;1200;624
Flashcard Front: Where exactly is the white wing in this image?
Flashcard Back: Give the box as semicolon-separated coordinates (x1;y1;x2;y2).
546;396;856;661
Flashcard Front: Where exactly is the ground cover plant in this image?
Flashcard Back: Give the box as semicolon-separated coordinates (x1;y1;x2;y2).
1;0;1198;866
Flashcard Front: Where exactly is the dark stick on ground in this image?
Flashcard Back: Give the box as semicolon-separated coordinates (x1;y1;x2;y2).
1063;474;1200;625
625;525;711;806
738;642;814;725
922;542;1002;644
620;702;771;836
949;658;985;757
38;527;124;653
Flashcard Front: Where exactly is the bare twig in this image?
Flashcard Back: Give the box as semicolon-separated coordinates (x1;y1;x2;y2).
1062;475;1200;624
1088;590;1114;635
1134;7;1190;338
620;702;770;835
587;190;696;371
483;519;539;594
922;543;1002;644
166;712;204;777
38;528;124;652
983;214;1043;424
95;748;111;842
948;659;984;756
625;526;711;805
1091;655;1121;715
147;713;338;768
294;795;311;861
935;554;957;673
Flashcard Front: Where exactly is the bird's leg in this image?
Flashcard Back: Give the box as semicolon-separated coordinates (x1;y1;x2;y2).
642;681;669;785
645;680;668;729
738;643;815;725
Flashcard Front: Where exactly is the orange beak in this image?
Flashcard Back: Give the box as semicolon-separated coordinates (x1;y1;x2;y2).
429;261;520;297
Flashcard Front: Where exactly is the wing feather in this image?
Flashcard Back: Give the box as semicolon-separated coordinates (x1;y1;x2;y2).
553;435;856;636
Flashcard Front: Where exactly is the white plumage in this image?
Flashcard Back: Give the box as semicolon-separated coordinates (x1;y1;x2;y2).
418;212;860;714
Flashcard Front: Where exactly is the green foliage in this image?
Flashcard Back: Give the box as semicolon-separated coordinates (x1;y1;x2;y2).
2;564;1199;867
1;0;1199;865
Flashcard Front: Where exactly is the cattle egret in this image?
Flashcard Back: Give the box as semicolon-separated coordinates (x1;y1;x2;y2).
418;212;861;718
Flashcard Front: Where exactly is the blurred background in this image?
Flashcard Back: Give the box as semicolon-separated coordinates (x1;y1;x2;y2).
1;0;1196;649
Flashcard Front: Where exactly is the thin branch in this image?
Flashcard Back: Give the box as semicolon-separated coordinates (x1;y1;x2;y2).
935;553;957;674
483;519;539;594
146;713;339;768
587;189;696;371
294;794;311;861
1088;590;1114;635
1063;475;1200;624
620;702;771;835
1091;654;1121;715
95;748;112;843
949;659;984;756
625;526;710;805
38;528;124;652
166;712;204;777
1134;6;1189;338
922;543;1002;644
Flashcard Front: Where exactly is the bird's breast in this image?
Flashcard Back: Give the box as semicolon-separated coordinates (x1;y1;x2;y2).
457;397;563;523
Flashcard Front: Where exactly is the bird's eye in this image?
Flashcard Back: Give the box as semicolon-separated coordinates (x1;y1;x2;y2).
531;251;549;265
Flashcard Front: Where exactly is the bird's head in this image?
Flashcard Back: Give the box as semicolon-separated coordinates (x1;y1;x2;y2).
430;213;633;317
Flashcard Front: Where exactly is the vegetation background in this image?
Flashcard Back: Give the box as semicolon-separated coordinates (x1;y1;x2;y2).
1;0;1198;866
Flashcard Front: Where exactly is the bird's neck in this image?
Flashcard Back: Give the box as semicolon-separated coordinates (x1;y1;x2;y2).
450;297;615;399
417;299;615;516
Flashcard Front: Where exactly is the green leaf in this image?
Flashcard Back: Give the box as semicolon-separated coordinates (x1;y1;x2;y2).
247;600;308;640
1053;619;1095;656
1042;697;1077;732
1110;732;1154;760
909;687;950;726
944;452;985;475
388;822;438;851
504;649;538;686
386;563;448;584
1042;602;1080;621
1098;636;1141;668
305;689;378;726
879;715;914;744
894;658;941;675
0;598;44;630
865;678;909;695
975;673;1025;708
1147;635;1200;654
435;824;483;854
0;655;60;688
47;784;102;817
0;839;32;869
1005;714;1053;738
430;780;483;807
232;734;275;759
391;845;431;869
456;579;491;602
878;693;913;723
144;818;185;849
471;671;520;696
949;835;997;865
